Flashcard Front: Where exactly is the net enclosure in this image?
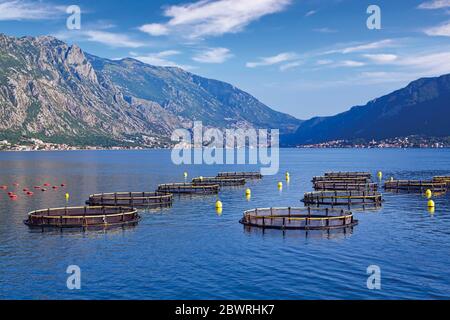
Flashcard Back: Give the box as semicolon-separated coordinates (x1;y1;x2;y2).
86;192;173;207
157;183;220;194
324;172;372;179
312;176;371;184
433;176;450;186
217;172;263;179
192;177;246;186
384;180;447;193
314;181;378;192
24;206;140;228
240;207;358;230
302;190;382;208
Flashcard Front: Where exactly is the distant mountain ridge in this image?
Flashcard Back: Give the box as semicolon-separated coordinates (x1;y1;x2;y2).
283;74;450;146
0;33;301;147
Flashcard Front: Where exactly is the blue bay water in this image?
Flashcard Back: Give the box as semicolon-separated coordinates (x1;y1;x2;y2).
0;149;449;300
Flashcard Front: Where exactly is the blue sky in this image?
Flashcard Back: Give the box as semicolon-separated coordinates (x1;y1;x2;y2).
1;0;450;119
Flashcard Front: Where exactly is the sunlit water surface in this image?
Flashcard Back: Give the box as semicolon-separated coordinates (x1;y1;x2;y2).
0;149;449;300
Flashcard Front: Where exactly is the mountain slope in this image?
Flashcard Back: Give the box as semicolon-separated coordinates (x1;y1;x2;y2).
284;74;450;146
0;34;301;146
87;55;301;132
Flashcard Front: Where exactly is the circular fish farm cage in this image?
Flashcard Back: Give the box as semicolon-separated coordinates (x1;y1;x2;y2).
384;180;447;193
24;206;140;228
157;183;220;194
192;177;246;187
217;172;263;179
313;181;378;192
312;176;371;184
302;190;382;208
240;207;358;230
86;192;173;207
324;172;372;179
433;176;450;186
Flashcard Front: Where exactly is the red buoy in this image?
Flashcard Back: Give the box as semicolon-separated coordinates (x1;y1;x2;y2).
10;195;18;200
8;192;13;196
23;188;29;192
26;191;34;196
52;186;58;190
43;183;50;187
0;186;7;190
61;184;66;187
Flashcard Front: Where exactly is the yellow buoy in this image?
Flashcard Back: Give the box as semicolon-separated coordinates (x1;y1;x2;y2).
215;200;223;209
278;182;283;189
65;193;70;202
245;188;251;196
425;189;432;199
428;200;435;208
428;207;435;214
377;171;383;180
184;172;188;178
246;194;251;201
285;172;290;178
216;207;223;215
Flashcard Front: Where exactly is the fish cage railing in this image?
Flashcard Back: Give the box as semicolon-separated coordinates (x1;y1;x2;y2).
324;172;372;179
313;182;378;191
433;176;450;185
192;177;246;186
157;183;220;194
86;192;173;207
217;172;263;179
24;206;140;228
240;207;358;230
384;180;447;193
312;176;371;184
302;190;382;207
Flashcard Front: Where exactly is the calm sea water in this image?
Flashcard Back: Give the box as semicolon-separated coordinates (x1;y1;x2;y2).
0;149;449;300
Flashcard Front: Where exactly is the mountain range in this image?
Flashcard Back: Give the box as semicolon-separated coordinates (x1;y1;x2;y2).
0;34;300;147
284;74;450;146
1;33;449;148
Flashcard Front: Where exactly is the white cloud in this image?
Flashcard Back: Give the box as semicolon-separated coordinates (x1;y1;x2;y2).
316;59;333;65
313;27;338;33
363;54;398;63
139;0;292;39
337;60;366;67
192;47;233;63
0;0;61;20
280;61;302;71
130;51;194;70
424;21;450;36
138;23;169;36
246;52;297;68
418;0;450;9
83;31;145;48
305;10;317;17
325;39;396;55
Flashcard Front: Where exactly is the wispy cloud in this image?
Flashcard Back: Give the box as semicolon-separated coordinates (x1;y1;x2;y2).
313;27;338;33
55;28;146;48
280;61;302;71
305;10;317;17
130;50;194;70
418;0;450;9
192;47;233;63
0;0;62;20
424;21;450;36
246;52;297;68
363;53;398;63
336;60;366;67
326;39;396;54
139;0;292;39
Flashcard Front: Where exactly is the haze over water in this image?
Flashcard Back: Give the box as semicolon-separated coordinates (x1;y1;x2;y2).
0;149;449;299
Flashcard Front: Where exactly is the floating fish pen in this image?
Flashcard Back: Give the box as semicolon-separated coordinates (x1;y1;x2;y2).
217;172;263;179
313;181;378;192
324;172;372;179
157;183;220;194
302;190;382;208
240;207;358;230
433;176;450;186
24;206;140;228
86;192;173;207
312;176;371;184
384;180;447;193
192;177;246;187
